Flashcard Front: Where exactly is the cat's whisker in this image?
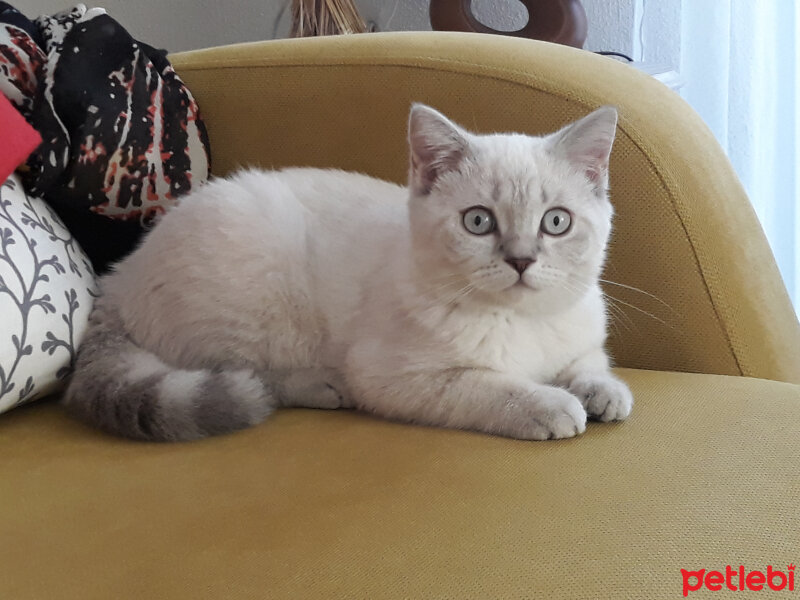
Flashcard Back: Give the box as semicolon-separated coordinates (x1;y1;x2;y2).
420;277;473;300
399;271;475;307
554;276;636;333
393;271;463;296
598;278;676;313
607;312;625;339
360;274;467;308
601;292;673;329
559;280;634;332
557;277;591;298
603;297;636;331
538;278;644;333
444;281;477;307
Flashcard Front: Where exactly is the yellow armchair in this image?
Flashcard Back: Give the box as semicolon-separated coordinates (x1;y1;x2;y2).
1;33;798;599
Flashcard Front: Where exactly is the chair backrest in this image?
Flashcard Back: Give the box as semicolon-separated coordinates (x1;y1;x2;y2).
171;32;800;383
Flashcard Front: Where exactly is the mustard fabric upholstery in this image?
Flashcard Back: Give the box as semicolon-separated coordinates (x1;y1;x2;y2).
2;33;798;600
2;369;799;599
169;32;800;384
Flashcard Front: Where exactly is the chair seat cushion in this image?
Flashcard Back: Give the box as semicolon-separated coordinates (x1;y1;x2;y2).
1;368;798;599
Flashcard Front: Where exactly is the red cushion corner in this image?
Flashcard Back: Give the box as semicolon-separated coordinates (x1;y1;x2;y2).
0;92;41;183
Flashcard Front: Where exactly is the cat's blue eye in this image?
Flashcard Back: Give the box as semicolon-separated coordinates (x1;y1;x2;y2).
463;206;496;235
541;208;572;236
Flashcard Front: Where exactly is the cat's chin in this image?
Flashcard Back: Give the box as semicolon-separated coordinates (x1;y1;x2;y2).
496;279;590;314
509;280;536;293
503;277;540;293
498;279;541;300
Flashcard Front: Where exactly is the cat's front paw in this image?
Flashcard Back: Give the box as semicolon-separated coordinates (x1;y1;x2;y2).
517;386;587;440
568;373;633;422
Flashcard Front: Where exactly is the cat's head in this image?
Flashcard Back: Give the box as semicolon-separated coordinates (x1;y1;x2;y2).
407;104;617;312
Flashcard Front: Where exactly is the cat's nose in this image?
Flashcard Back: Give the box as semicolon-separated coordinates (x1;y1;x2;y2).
505;257;535;275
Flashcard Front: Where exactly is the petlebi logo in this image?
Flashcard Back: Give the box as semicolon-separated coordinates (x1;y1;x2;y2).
681;564;795;596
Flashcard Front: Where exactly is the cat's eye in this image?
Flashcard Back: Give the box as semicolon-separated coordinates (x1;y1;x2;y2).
462;206;496;235
541;208;572;236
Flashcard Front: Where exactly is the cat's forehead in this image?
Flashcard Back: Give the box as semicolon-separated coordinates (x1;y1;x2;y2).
474;133;569;205
477;132;546;165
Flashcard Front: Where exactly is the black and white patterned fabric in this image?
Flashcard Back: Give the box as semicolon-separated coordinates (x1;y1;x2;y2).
0;3;211;270
0;175;96;412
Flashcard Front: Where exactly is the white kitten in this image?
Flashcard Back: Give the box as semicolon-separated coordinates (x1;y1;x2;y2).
63;104;632;441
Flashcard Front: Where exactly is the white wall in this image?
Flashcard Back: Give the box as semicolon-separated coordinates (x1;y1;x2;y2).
14;1;625;51
15;0;682;72
17;0;284;50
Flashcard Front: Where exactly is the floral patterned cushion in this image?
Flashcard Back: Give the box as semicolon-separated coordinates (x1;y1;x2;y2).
0;174;96;413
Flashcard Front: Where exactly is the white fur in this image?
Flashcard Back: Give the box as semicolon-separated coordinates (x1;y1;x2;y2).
101;105;632;440
126;352;169;382
222;370;268;406
154;370;207;438
158;371;206;403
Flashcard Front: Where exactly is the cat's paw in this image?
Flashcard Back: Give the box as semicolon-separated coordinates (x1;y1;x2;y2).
268;367;351;409
517;386;587;440
568;373;633;422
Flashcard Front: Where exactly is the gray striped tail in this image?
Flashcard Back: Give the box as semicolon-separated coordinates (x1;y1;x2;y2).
63;302;275;442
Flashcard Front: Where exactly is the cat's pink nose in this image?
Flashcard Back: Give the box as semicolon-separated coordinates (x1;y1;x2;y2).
505;257;535;275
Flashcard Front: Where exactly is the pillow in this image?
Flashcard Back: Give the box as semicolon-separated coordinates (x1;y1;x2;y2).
0;174;96;413
1;3;211;273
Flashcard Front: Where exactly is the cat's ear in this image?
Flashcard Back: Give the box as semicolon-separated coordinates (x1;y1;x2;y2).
546;106;618;191
408;104;470;195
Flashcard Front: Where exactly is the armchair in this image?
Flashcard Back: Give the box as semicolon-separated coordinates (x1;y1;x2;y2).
2;32;798;599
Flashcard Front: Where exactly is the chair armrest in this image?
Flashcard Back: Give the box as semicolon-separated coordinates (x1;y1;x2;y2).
170;32;800;383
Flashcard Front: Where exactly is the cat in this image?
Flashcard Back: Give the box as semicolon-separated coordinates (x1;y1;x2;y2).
63;103;633;442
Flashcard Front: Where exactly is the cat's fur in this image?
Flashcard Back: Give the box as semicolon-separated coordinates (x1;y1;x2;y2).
64;104;633;442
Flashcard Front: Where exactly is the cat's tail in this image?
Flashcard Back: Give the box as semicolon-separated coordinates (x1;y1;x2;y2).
62;300;276;442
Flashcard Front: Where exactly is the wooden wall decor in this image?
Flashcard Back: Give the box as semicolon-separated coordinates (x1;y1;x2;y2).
429;0;588;48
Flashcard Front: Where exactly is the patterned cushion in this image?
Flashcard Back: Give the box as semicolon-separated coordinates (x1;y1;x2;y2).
0;174;95;413
1;3;211;272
